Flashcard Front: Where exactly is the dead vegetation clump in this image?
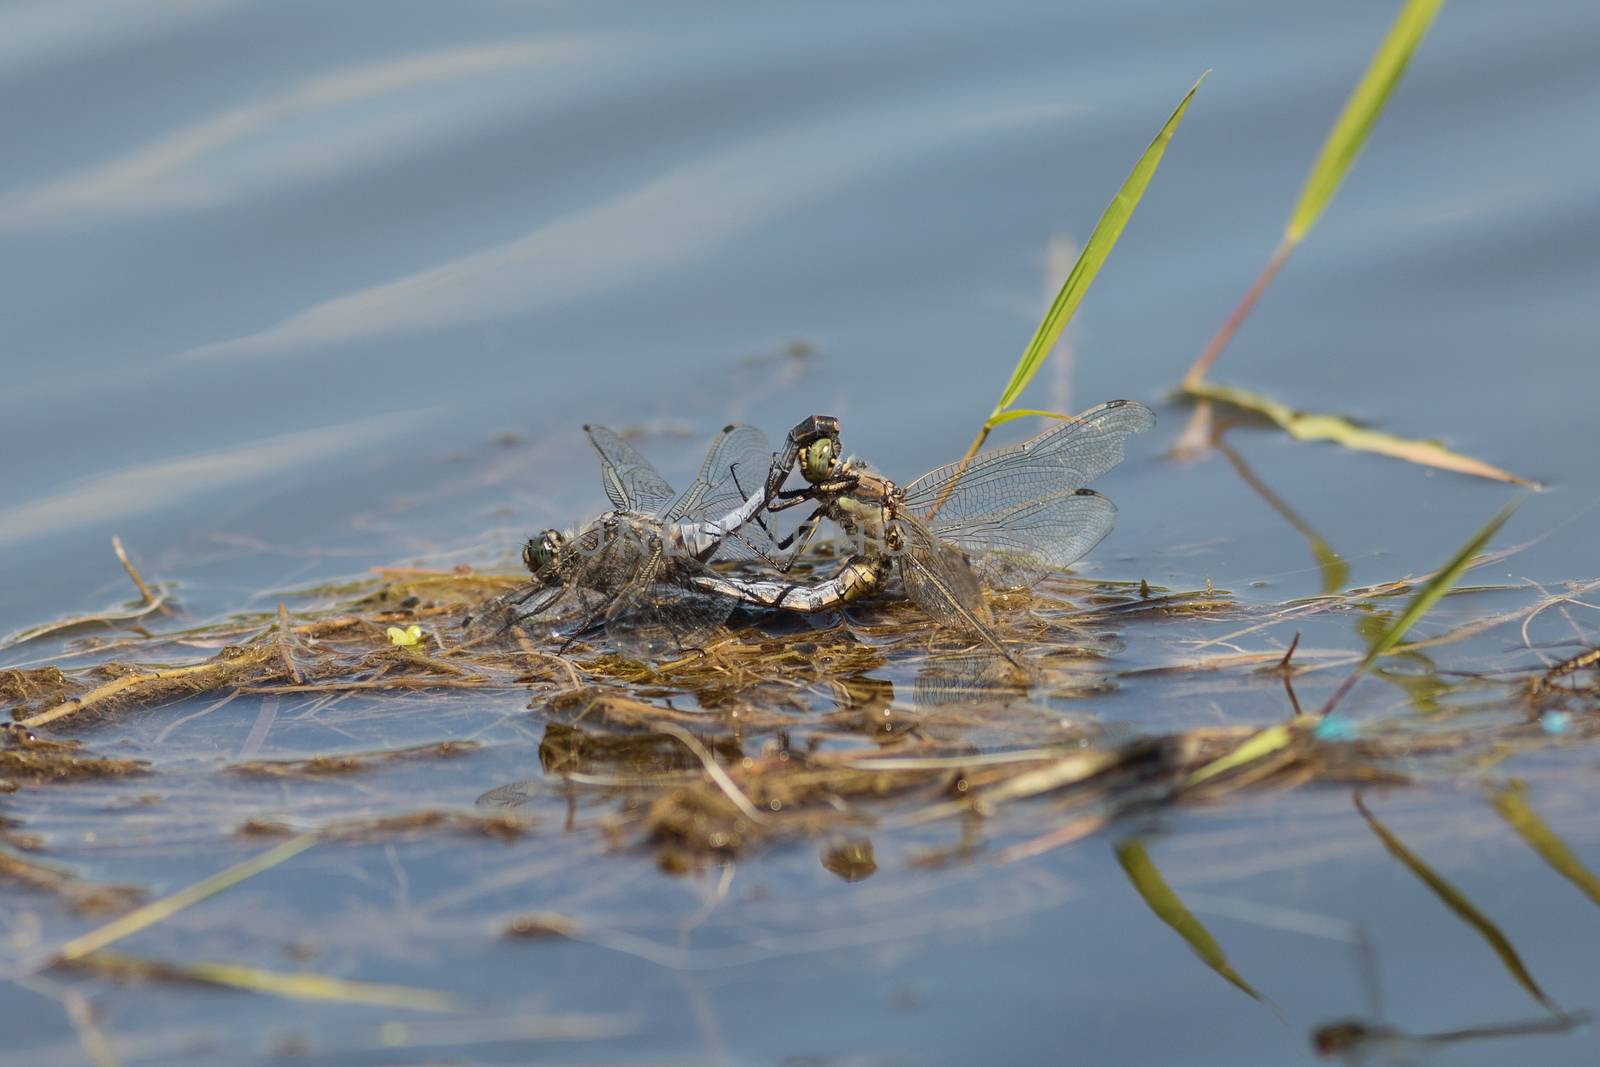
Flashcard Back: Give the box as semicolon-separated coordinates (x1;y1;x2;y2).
0;543;1595;879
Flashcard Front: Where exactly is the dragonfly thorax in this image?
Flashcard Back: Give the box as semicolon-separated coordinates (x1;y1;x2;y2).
826;466;903;553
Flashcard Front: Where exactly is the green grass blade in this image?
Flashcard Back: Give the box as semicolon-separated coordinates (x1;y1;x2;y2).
1286;0;1447;243
985;407;1072;428
54;834;319;963
1490;780;1600;909
72;951;463;1012
989;73;1205;420
1315;497;1518;716
1186;380;1535;486
1115;840;1263;1001
1355;500;1518;669
1355;794;1557;1013
1183;723;1298;789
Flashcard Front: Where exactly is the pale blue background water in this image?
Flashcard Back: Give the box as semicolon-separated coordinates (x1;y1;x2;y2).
3;2;1599;1064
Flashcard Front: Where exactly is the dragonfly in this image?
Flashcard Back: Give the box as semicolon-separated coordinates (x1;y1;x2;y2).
694;400;1156;665
487;422;776;659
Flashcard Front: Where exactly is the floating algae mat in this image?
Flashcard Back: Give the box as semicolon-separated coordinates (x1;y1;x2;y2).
3;512;1600;1063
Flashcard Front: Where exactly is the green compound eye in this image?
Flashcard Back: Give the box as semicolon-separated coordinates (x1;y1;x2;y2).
522;530;561;574
800;437;836;483
521;541;545;573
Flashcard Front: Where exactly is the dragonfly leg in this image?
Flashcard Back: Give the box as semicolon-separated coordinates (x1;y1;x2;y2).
773;507;827;572
769;473;857;512
767;487;819;512
727;503;822;570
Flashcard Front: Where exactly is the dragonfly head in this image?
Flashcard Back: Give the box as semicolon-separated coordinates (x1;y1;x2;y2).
521;529;566;577
770;415;842;495
796;418;843;485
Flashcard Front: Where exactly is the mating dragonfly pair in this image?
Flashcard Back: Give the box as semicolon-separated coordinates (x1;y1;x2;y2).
491;400;1155;666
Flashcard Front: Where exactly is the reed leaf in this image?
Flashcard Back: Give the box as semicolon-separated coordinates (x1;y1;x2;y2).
1115;840;1262;1001
71;951;462;1012
1188;380;1534;487
1181;0;1463;484
54;834;319;964
1355;500;1517;669
1183;723;1298;789
987;74;1205;423
1355;794;1557;1013
1189;499;1516;783
1316;498;1518;715
986;407;1072;428
1287;0;1448;243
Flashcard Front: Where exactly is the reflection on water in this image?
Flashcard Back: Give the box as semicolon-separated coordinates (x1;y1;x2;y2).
1313;1012;1591;1065
172;83;1088;366
2;37;617;229
0;412;426;547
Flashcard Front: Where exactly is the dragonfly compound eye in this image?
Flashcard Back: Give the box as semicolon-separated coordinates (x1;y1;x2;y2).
523;530;563;574
800;437;836;483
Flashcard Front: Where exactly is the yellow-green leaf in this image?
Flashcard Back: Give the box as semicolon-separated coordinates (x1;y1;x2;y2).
55;834;319;964
1356;499;1518;670
990;73;1205;420
1115;840;1262;1001
1186;379;1535;487
1183;723;1297;789
1355;794;1557;1013
1287;0;1447;243
1490;780;1600;909
1314;498;1518;716
387;624;424;648
985;407;1073;428
71;951;461;1012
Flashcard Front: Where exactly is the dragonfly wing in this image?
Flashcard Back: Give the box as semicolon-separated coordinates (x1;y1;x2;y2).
933;488;1117;590
515;522;630;635
663;424;771;522
585;424;677;515
693;425;775;560
895;514;1027;665
895;514;993;629
604;557;737;660
900;400;1154;521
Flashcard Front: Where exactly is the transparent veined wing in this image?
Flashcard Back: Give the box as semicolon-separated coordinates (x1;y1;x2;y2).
603;556;738;659
932;488;1117;591
895;514;1025;666
900;400;1154;522
662;424;771;523
512;519;640;634
584;424;677;516
893;513;994;626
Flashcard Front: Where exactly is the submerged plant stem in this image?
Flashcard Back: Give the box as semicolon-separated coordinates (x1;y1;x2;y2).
51;834;319;965
1183;239;1292;387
